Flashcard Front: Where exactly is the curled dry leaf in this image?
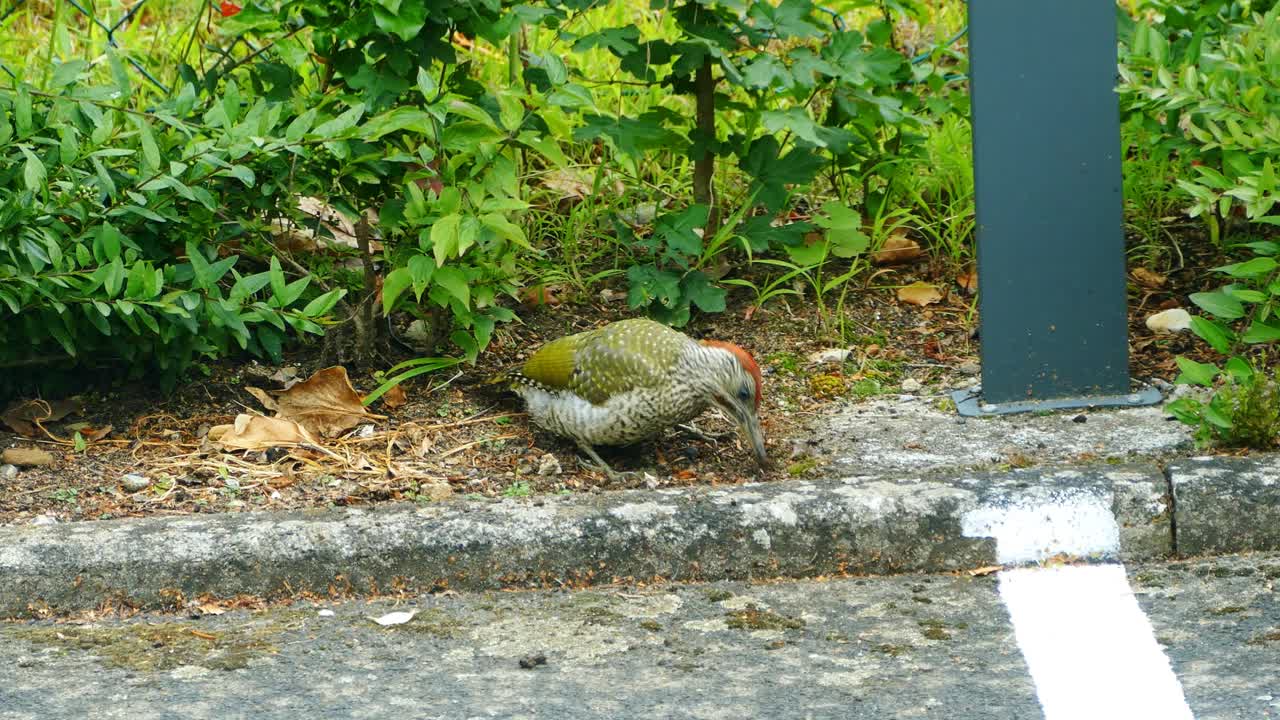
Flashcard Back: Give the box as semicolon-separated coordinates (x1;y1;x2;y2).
381;384;408;410
897;281;943;307
871;234;924;265
1130;267;1168;289
207;414;319;450
269;366;384;437
2;397;87;437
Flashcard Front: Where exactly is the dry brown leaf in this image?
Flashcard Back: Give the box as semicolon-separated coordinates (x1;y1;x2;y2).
1131;267;1167;289
897;282;943;307
66;424;113;442
381;385;408;410
541;169;593;199
520;284;567;308
273;366;384;437
2;398;86;437
245;387;279;412
208;414;320;450
956;269;978;295
2;447;55;466
871;234;924;265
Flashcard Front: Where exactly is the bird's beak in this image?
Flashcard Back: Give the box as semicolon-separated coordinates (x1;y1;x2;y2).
718;397;768;467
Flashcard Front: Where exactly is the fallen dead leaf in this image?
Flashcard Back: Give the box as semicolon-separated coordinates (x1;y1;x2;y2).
956;269;978;295
871;234;924;265
541;169;593;199
271;367;384;437
245;387;279;412
66;424;113;442
897;282;943;307
2;398;86;437
2;447;55;466
520;284;567;308
208;414;319;450
1131;267;1168;289
381;384;408;410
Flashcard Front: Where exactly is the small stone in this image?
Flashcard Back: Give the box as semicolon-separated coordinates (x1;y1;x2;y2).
120;473;151;492
1146;308;1192;334
1072;414;1088;424
0;464;17;481
519;653;548;669
30;514;57;527
901;378;923;393
537;453;562;476
808;348;852;365
958;361;981;376
419;482;453;501
1;447;54;467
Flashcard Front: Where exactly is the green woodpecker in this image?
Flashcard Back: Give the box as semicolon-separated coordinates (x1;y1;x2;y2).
498;318;767;476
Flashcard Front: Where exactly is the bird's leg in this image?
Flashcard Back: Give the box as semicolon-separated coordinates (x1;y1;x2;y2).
575;442;623;481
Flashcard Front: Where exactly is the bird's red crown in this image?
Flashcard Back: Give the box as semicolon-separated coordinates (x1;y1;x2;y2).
701;340;763;409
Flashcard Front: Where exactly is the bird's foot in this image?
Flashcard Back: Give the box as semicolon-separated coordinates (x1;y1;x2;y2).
677;423;734;443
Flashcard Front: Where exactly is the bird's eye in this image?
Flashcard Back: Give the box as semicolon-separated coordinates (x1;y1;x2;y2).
737;384;752;401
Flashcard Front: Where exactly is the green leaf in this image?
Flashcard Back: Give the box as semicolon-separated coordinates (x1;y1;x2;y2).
382;267;413;316
1214;256;1277;278
269;256;287;304
374;0;428;41
1189;291;1245;320
682;271;726;313
20;146;45;192
430;213;462;266
302;289;345;317
812;202;869;258
433;267;470;309
740;136;824;211
1242;321;1280;344
133;117;161;171
1174;356;1219;387
1189;316;1233;354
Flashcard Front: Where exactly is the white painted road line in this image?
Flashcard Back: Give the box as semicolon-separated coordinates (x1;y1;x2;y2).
999;565;1194;720
963;490;1195;720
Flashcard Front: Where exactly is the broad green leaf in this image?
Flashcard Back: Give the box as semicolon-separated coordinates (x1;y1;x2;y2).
1189;291;1244;320
302;289;345;317
430;213;462;266
382;267;413;316
433;266;470;309
1213;256;1277;278
1242;321;1280;344
1189;316;1232;354
1174;356;1218;387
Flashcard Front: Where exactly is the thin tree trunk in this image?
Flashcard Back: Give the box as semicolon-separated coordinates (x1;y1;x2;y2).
693;57;719;234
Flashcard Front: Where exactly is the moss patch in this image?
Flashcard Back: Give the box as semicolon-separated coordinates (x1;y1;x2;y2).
10;620;284;672
725;604;805;632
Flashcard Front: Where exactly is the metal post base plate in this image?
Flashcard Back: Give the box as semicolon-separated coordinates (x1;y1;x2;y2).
952;385;1164;418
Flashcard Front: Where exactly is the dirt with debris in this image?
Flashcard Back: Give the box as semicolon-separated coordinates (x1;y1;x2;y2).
0;233;1245;525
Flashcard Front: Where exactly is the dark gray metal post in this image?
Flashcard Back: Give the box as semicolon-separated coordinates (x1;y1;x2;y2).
954;0;1160;416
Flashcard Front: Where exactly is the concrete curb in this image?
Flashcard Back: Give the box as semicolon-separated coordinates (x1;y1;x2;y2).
0;461;1183;617
1169;455;1280;557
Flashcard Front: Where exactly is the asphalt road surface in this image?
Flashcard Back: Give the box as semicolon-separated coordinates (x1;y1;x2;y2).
2;553;1278;720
